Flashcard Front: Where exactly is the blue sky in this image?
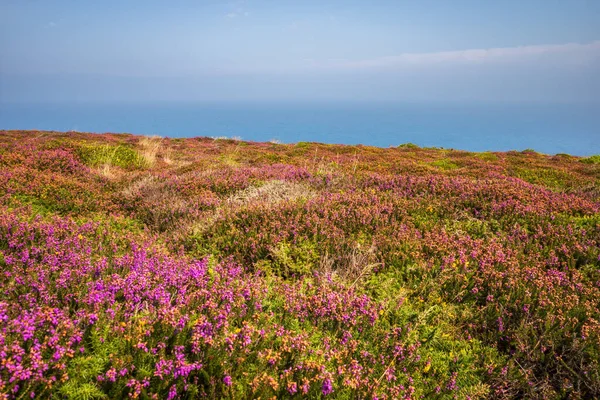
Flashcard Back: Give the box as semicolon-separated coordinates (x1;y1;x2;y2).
1;0;599;103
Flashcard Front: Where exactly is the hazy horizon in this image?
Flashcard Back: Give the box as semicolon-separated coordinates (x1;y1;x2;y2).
1;1;599;104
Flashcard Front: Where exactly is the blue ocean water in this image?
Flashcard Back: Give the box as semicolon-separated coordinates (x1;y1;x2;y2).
1;102;598;156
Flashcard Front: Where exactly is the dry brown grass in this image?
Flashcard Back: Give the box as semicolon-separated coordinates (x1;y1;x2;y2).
121;175;160;198
98;163;115;179
139;136;163;166
163;147;174;165
319;243;381;285
226;180;315;206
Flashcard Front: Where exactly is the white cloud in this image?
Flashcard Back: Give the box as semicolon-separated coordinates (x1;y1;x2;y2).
166;40;600;76
225;1;248;19
320;41;600;70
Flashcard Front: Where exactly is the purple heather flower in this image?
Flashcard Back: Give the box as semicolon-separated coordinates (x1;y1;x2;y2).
167;385;177;400
322;378;333;396
223;375;232;386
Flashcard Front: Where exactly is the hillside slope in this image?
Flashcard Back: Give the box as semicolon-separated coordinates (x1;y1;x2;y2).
1;130;599;399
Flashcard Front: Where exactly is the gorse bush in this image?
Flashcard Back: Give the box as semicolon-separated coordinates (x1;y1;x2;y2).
0;129;599;399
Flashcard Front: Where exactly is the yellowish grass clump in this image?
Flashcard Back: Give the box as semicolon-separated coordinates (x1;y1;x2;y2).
139;136;164;166
98;162;115;179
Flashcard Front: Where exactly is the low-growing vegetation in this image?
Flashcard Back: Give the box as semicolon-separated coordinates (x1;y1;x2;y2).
0;130;599;399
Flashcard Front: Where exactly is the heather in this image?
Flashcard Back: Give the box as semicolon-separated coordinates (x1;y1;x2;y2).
0;130;599;399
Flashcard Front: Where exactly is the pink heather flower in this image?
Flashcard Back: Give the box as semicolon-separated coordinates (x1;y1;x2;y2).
136;342;148;352
446;372;458;391
223;375;232;386
106;368;117;382
301;381;310;394
287;382;298;395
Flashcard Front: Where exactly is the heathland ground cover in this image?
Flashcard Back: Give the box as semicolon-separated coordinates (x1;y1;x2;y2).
0;130;599;399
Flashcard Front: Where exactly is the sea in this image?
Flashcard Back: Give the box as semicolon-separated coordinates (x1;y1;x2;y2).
1;101;598;156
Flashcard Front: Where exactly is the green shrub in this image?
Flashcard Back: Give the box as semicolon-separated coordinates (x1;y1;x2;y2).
429;159;459;170
581;155;600;164
476;152;498;162
512;166;573;189
58;381;107;400
398;143;420;149
265;239;320;277
295;141;312;149
8;194;55;216
521;148;539;155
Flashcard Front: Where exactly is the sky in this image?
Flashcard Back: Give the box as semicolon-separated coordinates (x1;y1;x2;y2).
1;0;599;103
